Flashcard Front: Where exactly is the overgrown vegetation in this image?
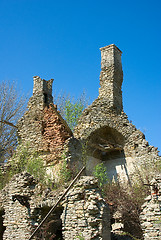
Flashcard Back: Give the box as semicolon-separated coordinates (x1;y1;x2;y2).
93;162;108;188
92;159;161;239
0;145;74;191
104;180;148;239
58;152;72;185
0;144;48;189
53;91;89;130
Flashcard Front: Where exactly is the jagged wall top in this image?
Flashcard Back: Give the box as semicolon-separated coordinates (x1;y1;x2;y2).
33;76;53;96
28;76;54;110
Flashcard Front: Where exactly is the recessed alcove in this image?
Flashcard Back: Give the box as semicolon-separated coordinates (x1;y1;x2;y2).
86;126;131;182
87;126;124;160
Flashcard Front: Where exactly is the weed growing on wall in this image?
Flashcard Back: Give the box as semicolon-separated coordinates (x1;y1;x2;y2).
10;144;47;182
93;162;151;239
59;159;71;185
76;233;85;240
52;150;72;188
103;179;149;239
0;143;50;189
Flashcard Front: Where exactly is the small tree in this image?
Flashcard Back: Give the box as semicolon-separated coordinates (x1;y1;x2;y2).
53;91;89;130
0;80;28;163
93;163;108;188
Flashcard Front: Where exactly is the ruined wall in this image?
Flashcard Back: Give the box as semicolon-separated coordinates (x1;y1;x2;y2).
0;171;66;239
17;77;72;165
0;172;36;239
140;175;161;240
61;176;111;240
74;44;160;182
42;104;72;163
17;76;54;150
0;172;111;240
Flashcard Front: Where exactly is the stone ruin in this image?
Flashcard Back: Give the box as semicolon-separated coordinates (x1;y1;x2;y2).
0;44;161;239
140;174;161;239
16;44;161;183
74;44;160;182
0;172;110;240
17;76;73;164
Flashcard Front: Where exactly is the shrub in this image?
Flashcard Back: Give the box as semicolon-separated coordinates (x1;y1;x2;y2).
93;163;108;188
103;179;149;239
0;143;49;189
59;158;71;185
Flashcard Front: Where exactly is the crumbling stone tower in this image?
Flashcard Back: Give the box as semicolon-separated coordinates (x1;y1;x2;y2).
17;76;54;150
31;76;54;109
17;76;72;164
99;44;123;110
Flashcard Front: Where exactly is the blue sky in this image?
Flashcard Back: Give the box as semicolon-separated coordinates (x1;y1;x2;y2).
0;0;161;153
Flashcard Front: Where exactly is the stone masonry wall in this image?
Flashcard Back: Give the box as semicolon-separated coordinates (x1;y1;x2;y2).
0;172;66;239
140;175;161;240
74;97;160;181
0;172;36;240
74;44;160;182
0;173;111;240
61;176;111;240
17;77;72;164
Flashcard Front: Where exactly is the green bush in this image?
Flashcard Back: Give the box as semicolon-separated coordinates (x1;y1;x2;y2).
93;162;108;188
0;144;49;189
58;151;72;186
103;179;149;239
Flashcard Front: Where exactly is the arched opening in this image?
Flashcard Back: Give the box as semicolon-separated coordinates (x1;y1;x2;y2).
86;126;130;182
87;126;124;160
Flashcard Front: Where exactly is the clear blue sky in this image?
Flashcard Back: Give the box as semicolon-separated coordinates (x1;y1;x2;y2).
0;0;161;153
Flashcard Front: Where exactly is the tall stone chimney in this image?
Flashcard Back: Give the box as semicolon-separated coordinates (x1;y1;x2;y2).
99;44;123;110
